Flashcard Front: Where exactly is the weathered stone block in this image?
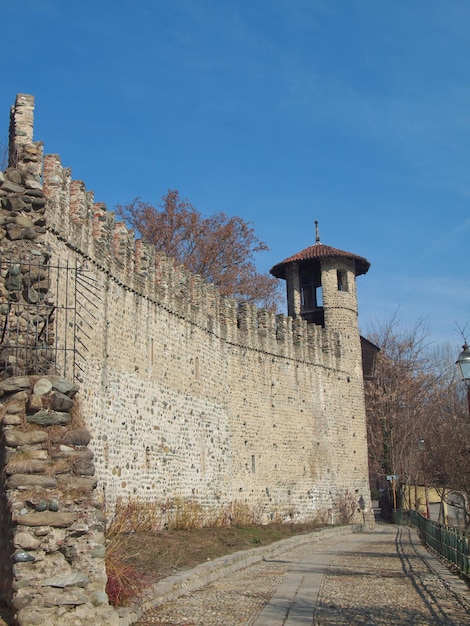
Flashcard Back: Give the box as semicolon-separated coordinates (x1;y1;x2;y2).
16;214;34;229
5;196;28;212
15;511;75;528
2;413;22;425
42;589;88;606
27;411;71;426
56;475;97;491
16;606;59;625
41;572;89;588
27;394;44;413
52;447;93;461
5;458;50;475
61;429;91;446
4;430;47;446
14;531;42;550
50;378;79;397
7;474;57;489
24;177;42;191
1;181;25;194
49;391;74;412
3;399;24;414
72;459;95;476
12;590;33;610
33;378;52;396
0;377;30;393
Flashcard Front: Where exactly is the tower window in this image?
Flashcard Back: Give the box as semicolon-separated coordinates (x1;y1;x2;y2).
337;270;348;292
300;266;321;310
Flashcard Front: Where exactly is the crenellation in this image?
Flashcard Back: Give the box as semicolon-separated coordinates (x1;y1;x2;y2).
319;328;337;371
219;296;238;342
199;281;218;335
161;254;177;306
92;202;110;240
70;179;86;221
238;300;254;331
68;181;93;256
43;154;72;237
275;313;287;343
188;273;204;309
20;125;357;372
190;275;213;332
169;262;190;318
256;309;276;354
116;223;137;281
257;308;269;336
306;321;322;363
134;238;155;284
292;316;306;349
153;252;170;305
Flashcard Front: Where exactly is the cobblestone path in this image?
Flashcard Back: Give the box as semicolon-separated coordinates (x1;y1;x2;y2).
134;525;470;626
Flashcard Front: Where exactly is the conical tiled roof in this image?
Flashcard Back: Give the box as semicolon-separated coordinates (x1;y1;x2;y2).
270;243;370;279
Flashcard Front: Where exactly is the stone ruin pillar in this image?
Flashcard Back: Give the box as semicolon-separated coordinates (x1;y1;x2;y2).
0;375;118;625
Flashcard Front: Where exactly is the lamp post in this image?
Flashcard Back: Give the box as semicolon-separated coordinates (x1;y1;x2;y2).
456;343;470;415
418;437;430;519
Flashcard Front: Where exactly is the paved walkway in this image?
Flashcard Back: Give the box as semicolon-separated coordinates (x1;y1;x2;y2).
133;523;470;626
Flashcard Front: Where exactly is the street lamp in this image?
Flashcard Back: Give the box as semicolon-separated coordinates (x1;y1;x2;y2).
456;343;470;414
418;438;430;519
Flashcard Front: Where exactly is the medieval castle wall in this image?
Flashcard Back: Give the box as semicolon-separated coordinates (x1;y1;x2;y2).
1;95;372;524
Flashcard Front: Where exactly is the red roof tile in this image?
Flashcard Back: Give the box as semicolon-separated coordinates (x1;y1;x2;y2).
270;243;370;279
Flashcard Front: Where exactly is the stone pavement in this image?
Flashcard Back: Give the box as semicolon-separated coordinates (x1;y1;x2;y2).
131;522;470;626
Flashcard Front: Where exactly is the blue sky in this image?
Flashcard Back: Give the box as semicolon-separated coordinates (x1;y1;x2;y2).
1;0;469;349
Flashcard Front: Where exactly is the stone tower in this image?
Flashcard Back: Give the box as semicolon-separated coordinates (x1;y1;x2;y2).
270;221;370;386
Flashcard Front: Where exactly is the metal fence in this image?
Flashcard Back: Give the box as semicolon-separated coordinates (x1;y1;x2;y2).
396;509;470;579
0;254;100;382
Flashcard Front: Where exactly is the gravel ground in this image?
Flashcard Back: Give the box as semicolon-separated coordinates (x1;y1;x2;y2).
133;525;470;626
133;554;298;625
312;526;470;626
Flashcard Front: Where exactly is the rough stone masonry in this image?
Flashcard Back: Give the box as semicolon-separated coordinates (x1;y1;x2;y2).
0;374;117;625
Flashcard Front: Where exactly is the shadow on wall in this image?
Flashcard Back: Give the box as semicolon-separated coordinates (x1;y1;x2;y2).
0;433;15;625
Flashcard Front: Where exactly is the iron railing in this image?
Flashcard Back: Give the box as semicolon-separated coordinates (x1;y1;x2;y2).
0;255;100;382
396;509;470;579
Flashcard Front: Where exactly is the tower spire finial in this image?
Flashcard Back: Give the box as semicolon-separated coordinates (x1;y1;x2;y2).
315;220;321;244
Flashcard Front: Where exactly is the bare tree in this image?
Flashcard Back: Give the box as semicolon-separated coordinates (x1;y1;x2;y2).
424;344;470;525
364;314;434;494
117;191;282;310
364;314;470;524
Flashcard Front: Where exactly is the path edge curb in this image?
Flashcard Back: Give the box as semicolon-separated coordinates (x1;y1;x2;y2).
116;524;365;625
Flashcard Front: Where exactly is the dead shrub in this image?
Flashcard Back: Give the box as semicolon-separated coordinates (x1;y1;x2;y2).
105;532;145;606
336;489;357;524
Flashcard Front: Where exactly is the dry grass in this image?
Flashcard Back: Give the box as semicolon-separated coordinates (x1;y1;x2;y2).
105;497;328;606
106;522;327;606
105;531;146;606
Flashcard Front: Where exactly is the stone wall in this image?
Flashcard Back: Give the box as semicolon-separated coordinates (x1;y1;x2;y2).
0;94;372;517
0;92;374;622
0;94;372;522
0;375;117;625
